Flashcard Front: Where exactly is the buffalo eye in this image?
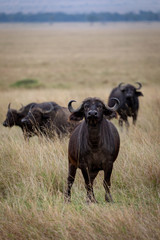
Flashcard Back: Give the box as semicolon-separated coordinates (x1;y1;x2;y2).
97;104;102;110
84;104;89;110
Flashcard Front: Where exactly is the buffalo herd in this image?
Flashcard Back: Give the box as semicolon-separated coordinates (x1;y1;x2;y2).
3;101;77;140
3;82;143;202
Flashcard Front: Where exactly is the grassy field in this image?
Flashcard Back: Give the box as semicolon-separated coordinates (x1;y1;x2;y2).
0;23;160;240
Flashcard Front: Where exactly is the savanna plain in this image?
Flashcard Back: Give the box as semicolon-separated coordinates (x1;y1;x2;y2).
0;23;160;240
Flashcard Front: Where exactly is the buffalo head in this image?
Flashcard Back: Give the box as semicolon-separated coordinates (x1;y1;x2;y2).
3;103;24;127
21;103;54;126
118;82;143;99
68;97;119;126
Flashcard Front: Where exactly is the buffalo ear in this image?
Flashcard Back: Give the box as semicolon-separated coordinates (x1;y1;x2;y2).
105;111;118;120
42;112;51;119
103;108;114;117
120;89;125;92
136;91;143;97
69;111;84;121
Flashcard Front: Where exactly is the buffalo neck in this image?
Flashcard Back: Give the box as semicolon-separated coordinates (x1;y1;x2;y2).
87;121;102;148
17;113;25;126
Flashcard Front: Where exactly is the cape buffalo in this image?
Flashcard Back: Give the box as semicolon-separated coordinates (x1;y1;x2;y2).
21;102;77;138
65;97;120;203
108;82;143;128
3;102;37;140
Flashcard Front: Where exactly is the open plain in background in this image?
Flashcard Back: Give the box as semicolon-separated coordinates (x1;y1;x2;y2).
0;23;160;240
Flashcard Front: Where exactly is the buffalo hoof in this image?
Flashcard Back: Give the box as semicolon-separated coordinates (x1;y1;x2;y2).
86;197;98;204
105;193;113;203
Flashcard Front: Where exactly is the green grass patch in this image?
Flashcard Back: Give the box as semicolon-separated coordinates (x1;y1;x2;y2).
10;79;43;89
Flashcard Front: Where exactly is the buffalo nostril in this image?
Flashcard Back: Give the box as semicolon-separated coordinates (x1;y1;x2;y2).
126;94;132;98
88;110;98;117
92;110;98;116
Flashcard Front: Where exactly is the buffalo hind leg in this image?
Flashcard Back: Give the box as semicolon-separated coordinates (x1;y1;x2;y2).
103;163;113;202
65;163;77;202
81;167;98;203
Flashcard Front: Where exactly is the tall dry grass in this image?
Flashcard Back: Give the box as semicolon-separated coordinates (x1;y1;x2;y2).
0;87;160;240
0;23;160;239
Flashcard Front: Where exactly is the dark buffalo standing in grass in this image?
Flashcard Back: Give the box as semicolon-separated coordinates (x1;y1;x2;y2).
65;97;120;203
3;102;37;140
21;102;77;139
108;82;143;128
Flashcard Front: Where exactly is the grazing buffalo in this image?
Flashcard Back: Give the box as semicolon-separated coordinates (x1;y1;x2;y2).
21;102;77;138
65;97;120;203
3;102;37;140
108;82;143;128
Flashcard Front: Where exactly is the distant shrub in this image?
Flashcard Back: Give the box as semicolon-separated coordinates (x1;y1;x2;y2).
10;79;43;89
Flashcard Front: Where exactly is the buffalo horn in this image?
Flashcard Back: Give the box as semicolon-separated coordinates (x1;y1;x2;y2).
42;103;54;114
135;82;142;90
18;104;25;113
68;100;77;113
29;104;35;113
118;82;125;91
8;103;11;110
105;98;120;111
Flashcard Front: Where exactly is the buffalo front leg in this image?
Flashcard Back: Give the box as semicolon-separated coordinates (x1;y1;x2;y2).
65;163;77;202
125;120;129;130
81;167;98;203
118;117;123;128
119;115;129;130
132;112;137;125
103;162;113;202
123;115;129;130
